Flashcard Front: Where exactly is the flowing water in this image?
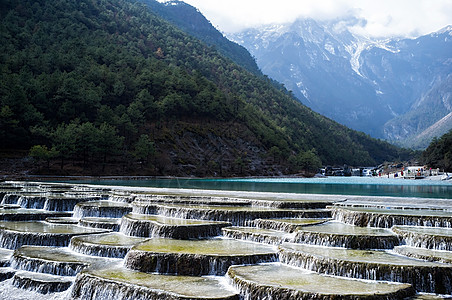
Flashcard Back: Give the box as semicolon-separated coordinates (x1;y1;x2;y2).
0;180;451;299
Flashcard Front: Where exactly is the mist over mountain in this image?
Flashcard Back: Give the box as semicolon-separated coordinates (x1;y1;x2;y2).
229;20;452;149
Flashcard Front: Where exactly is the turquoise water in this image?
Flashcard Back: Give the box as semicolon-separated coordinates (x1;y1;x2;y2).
65;177;452;199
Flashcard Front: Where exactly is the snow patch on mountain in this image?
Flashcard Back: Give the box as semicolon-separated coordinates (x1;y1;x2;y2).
228;19;452;145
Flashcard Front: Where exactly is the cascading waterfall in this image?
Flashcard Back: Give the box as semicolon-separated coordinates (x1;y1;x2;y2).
17;196;47;209
125;250;278;276
332;207;452;228
292;231;400;249
69;232;147;259
222;226;294;245
43;197;93;212
394;245;452;264
392;226;452;251
79;217;121;231
226;263;415;300
252;218;328;233
12;271;73;294
278;244;452;294
1;181;452;298
131;201;157;215
71;267;239;300
10;252;88;277
0;230;73;250
1;194;21;205
0;222;108;250
124;238;278;276
0;269;16;281
119;214;230;239
151;204;330;226
69;240;131;258
73;201;132;219
107;195;136;203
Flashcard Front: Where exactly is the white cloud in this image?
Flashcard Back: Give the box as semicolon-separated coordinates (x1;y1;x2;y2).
171;0;452;37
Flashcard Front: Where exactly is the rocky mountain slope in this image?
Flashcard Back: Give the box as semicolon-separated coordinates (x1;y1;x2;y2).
230;20;452;148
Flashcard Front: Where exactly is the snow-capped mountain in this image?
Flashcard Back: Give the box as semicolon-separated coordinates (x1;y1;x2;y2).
229;21;452;148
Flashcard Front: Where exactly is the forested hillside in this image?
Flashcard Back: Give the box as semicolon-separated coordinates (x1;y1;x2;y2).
138;0;262;75
421;130;452;172
0;0;411;176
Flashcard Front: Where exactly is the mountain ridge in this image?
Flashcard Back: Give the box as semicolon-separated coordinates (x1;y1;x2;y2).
229;20;452;148
138;0;262;75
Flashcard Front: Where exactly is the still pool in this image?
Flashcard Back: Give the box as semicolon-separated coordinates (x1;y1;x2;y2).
63;177;452;199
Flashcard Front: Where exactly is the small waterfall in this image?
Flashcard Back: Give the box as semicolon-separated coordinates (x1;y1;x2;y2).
71;272;151;300
17;196;47;209
1;194;21;205
252;218;329;233
152;204;330;226
226;264;415;300
401;234;452;251
79;218;121;231
107;195;136;203
332;207;452;228
43;197;85;212
38;184;73;191
292;231;400;249
278;245;452;294
69;239;132;258
10;252;88;277
0;231;73;250
222;227;293;245
71;268;239;300
394;246;452;264
392;226;452;251
124;250;278;276
73;201;132;219
119;214;229;239
12;271;73;294
71;185;110;193
0;222;107;250
131;201;158;215
0;268;16;281
69;233;146;259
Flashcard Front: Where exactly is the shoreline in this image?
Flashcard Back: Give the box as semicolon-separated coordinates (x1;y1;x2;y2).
2;173;451;182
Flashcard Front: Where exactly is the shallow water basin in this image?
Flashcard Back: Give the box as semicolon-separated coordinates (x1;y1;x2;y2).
228;263;414;296
133;237;275;256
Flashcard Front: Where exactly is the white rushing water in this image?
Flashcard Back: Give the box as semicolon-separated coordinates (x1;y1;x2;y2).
0;278;70;300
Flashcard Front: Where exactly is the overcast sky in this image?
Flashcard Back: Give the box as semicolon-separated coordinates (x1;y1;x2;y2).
160;0;452;38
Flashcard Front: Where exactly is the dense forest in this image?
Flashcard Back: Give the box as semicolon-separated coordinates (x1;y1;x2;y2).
0;0;412;176
138;0;262;75
421;129;452;172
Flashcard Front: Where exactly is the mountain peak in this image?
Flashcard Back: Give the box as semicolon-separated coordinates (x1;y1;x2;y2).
434;25;452;36
232;19;452;145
